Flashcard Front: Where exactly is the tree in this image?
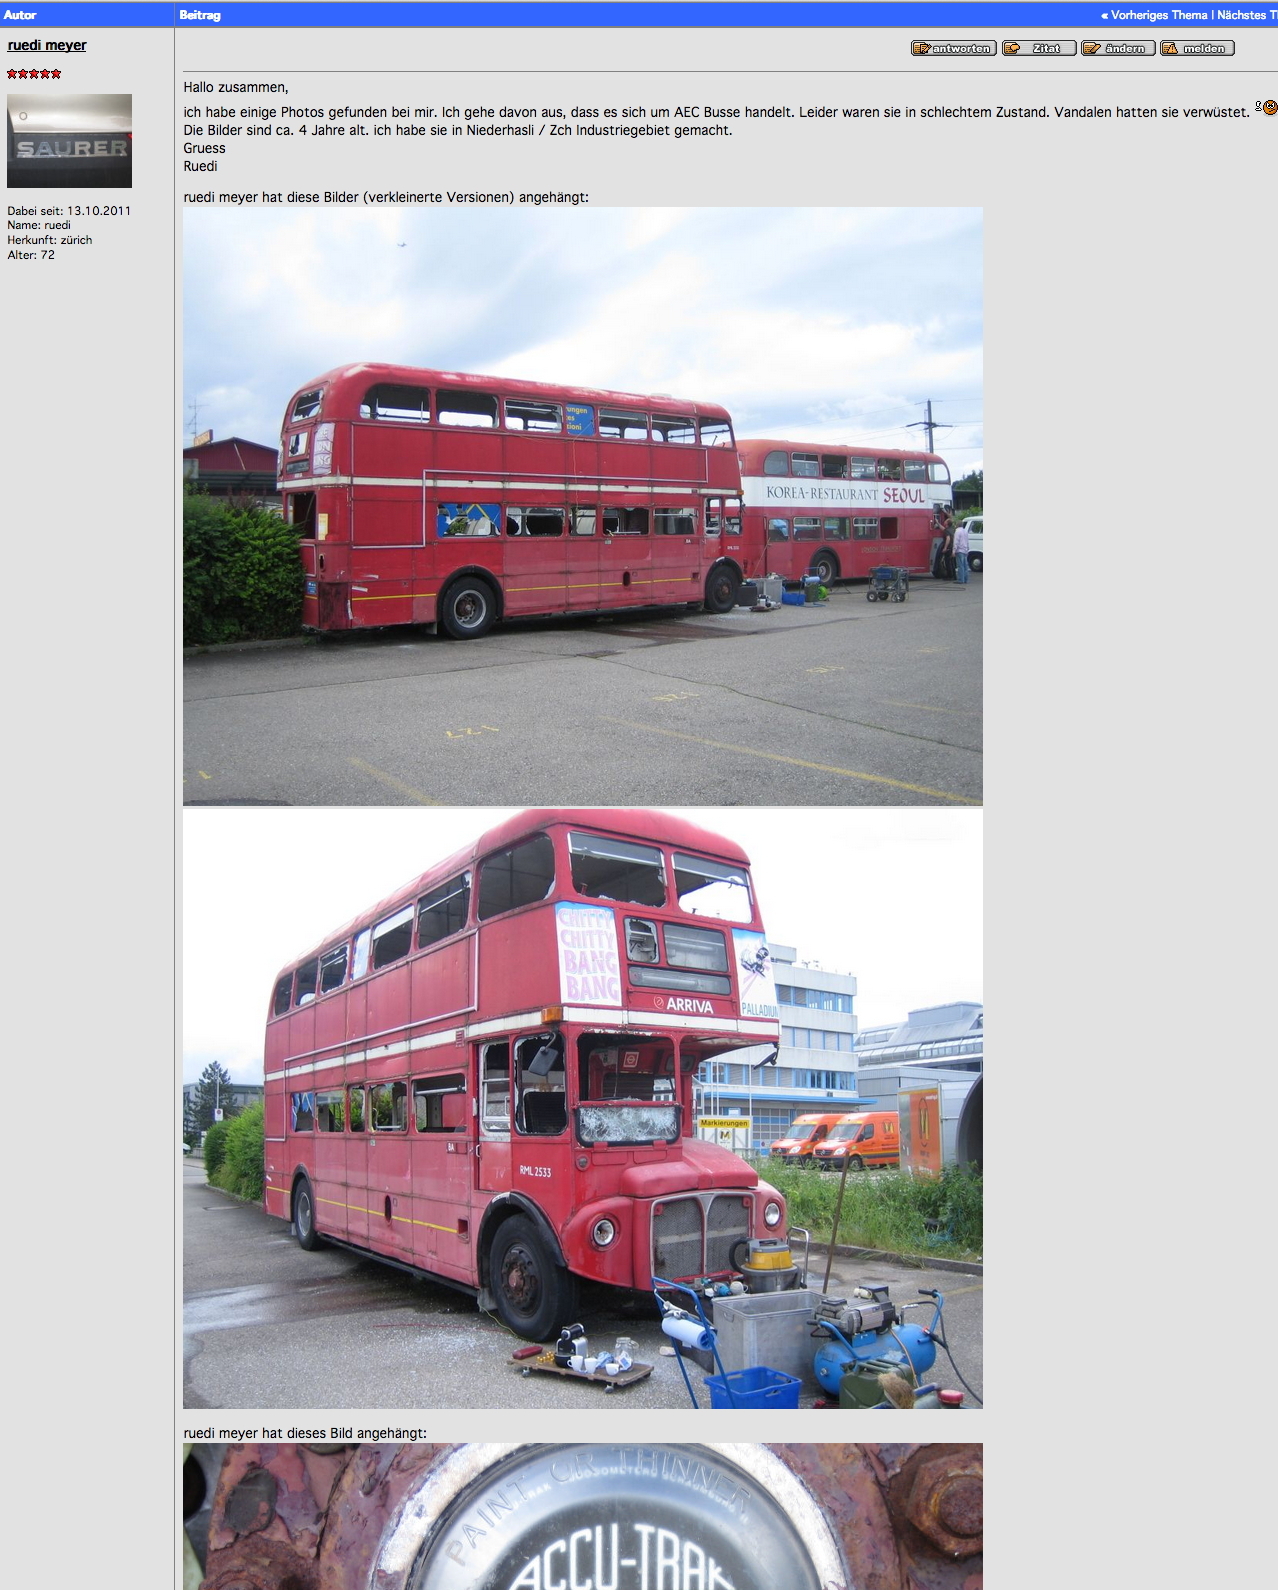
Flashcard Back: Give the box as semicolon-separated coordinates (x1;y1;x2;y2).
186;1061;239;1139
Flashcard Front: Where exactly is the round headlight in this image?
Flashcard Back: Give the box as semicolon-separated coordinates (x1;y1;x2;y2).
591;1217;617;1247
763;1200;782;1228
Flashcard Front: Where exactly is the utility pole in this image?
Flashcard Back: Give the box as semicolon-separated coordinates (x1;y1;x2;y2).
907;400;953;454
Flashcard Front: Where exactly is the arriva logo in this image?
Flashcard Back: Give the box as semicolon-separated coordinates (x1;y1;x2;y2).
657;996;714;1014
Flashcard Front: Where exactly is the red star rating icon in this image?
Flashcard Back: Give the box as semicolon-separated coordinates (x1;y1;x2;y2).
41;69;51;78
51;69;62;78
6;69;15;79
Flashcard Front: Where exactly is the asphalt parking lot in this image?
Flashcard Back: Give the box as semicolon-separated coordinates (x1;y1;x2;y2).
183;1161;982;1411
183;578;981;807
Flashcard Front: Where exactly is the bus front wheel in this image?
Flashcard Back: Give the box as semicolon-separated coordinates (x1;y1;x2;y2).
440;578;496;640
293;1178;323;1250
704;564;740;614
491;1215;576;1340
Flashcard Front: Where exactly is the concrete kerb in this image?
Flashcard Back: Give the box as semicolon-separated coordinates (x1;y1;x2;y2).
183;635;312;656
816;1242;982;1277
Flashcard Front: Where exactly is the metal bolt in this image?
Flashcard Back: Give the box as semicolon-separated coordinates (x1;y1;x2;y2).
906;1451;983;1560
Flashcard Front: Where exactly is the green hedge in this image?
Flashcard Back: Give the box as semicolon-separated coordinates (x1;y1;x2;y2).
184;489;303;646
202;1118;230;1179
209;1102;265;1202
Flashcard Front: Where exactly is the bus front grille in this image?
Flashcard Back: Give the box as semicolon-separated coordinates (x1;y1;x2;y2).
706;1196;750;1273
651;1198;703;1279
651;1195;752;1278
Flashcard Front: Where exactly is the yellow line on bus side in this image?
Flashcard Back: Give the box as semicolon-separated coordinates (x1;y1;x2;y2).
348;757;444;806
599;718;981;805
318;1193;458;1235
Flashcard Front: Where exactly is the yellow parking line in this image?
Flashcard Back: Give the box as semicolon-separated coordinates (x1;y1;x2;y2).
883;700;983;719
599;718;980;804
348;757;443;806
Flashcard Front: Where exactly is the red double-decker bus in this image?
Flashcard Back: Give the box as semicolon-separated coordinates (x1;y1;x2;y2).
278;364;747;637
737;439;953;586
263;809;787;1338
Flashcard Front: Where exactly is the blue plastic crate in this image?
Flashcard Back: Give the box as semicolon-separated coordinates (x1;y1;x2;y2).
704;1365;801;1409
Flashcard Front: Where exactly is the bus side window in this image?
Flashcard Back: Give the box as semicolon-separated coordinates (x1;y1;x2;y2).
571;507;597;537
414;1072;466;1132
319;944;348;994
294;958;319;1006
437;389;498;428
370;1081;407;1131
821;455;848;479
477;834;556;920
371;905;414;969
347;1087;365;1132
480;1044;511;1136
655;510;695;536
291;1091;315;1132
272;973;293;1017
352;928;371;980
699;417;733;447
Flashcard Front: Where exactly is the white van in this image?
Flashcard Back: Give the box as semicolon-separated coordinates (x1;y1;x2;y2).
963;515;983;573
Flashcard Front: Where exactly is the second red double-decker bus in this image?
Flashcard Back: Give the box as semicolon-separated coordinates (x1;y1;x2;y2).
263;809;788;1338
737;439;953;586
278;364;748;637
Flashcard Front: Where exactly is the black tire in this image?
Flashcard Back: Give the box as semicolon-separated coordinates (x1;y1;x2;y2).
703;563;740;614
968;553;983;573
491;1215;576;1340
810;551;838;586
848;1155;865;1173
293;1178;322;1250
866;589;878;602
439;577;496;640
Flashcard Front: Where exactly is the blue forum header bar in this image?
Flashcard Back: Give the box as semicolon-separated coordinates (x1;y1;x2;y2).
3;4;1271;29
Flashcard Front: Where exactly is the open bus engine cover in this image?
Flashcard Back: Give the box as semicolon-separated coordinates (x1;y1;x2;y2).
195;1443;982;1590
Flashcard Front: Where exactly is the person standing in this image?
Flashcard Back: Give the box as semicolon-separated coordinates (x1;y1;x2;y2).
953;516;971;584
932;509;955;580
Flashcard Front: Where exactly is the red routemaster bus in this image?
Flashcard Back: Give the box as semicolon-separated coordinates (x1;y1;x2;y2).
278;364;747;637
263;809;787;1338
737;439;953;586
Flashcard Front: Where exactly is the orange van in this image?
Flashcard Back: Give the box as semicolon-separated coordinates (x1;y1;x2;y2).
769;1113;847;1161
812;1111;900;1171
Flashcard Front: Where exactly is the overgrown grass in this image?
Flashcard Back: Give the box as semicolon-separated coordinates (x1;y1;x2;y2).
208;1103;265;1202
752;1157;982;1261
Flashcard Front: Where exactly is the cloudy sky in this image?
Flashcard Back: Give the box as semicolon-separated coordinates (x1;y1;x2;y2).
183;206;982;474
184;807;981;1083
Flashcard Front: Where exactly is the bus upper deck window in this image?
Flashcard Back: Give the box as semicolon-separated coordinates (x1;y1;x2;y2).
904;461;928;482
271;973;293;1017
416;872;471;949
653;416;696;445
319;944;348;994
673;853;753;923
291;389;322;422
438;388;498;428
294;958;319;1006
821;455;848;479
598;409;648;441
792;453;819;478
477;834;556;919
850;456;876;480
929;461;951;483
700;417;732;447
371;905;414;969
876;458;903;481
569;832;666;906
763;450;789;475
367;384;430;423
505;398;563;432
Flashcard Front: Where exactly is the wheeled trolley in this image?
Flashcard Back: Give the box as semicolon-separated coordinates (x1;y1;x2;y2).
867;566;909;603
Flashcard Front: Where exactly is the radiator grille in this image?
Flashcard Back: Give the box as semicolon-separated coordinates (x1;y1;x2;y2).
651;1198;703;1279
705;1196;750;1273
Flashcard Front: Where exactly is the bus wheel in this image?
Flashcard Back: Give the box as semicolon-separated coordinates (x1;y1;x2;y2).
293;1177;323;1250
704;564;740;614
440;578;496;640
492;1216;576;1340
810;551;838;586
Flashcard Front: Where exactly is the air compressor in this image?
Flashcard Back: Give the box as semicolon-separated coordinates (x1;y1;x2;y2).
811;1285;946;1404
